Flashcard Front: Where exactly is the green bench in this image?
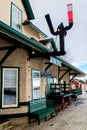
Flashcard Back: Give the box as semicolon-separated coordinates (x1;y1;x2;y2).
72;89;82;96
29;98;55;125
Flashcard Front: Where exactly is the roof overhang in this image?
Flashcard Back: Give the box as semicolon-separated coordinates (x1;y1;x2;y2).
39;38;58;51
0;21;65;60
23;21;47;38
0;21;85;78
0;21;49;53
56;56;86;79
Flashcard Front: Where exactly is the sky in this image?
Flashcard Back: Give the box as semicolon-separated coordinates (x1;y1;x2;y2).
29;0;87;77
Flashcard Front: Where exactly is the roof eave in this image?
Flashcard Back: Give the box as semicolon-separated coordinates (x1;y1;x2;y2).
0;21;49;53
56;56;86;75
28;22;47;38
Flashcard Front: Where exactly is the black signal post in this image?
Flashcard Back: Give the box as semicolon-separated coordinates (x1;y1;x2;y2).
45;3;73;56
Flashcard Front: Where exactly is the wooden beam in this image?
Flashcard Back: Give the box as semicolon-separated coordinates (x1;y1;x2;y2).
0;46;17;66
70;73;77;82
45;62;53;71
59;68;71;81
0;46;16;50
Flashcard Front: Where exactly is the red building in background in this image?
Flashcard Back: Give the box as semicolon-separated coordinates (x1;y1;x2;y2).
70;79;87;94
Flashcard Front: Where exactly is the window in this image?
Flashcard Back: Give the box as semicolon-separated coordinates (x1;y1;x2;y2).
11;3;22;32
2;68;19;108
32;70;41;100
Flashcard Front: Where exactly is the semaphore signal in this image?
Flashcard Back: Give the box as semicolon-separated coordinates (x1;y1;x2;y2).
45;3;73;56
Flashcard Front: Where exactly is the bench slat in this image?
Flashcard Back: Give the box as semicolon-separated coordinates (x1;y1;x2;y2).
33;107;54;115
30;98;46;113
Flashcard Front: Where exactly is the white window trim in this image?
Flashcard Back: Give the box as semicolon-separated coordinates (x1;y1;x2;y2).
32;69;41;100
2;68;18;108
11;3;22;32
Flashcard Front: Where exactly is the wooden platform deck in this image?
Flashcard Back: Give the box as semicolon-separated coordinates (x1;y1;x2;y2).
12;94;87;130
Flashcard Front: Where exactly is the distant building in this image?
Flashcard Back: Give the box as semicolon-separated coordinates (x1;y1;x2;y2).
70;79;87;94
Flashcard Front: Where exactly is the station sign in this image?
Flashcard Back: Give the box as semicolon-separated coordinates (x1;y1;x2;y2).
41;71;52;77
50;56;61;66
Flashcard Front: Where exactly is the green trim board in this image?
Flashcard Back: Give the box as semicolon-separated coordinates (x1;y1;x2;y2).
0;67;1;108
56;56;85;75
39;38;58;51
0;21;85;76
18;67;20;108
78;79;86;84
0;21;49;53
0;112;28;119
28;22;47;38
50;38;58;51
19;101;30;106
21;0;35;20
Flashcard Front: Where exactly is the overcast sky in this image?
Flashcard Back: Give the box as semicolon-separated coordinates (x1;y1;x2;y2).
30;0;87;75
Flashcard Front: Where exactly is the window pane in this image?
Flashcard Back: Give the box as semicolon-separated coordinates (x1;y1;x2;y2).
32;70;41;100
11;3;22;32
4;88;16;105
4;70;17;87
2;68;18;108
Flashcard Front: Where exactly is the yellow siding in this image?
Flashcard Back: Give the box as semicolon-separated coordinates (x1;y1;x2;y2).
59;66;70;84
0;0;45;40
0;0;10;24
